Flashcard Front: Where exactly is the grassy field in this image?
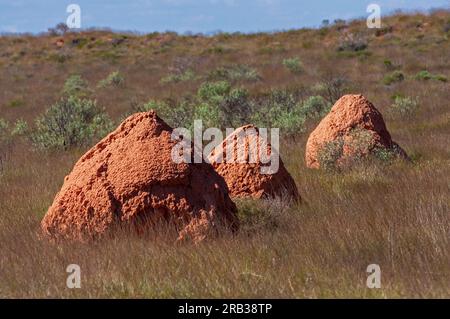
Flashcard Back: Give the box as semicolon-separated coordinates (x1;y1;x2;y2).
0;11;449;298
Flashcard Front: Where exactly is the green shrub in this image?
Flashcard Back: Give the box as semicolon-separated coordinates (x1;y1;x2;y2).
97;71;125;88
160;69;196;84
282;57;302;73
218;88;252;127
8;98;24;108
414;70;433;81
197;82;253;128
414;70;447;82
209;65;261;82
383;59;393;69
63;74;90;97
236;198;293;234
346;128;374;160
373;147;398;163
300;96;331;119
313;74;350;104
250;90;305;134
193;102;221;128
390;96;419;116
383;71;405;85
137;100;192;129
31;96;113;150
317;138;345;171
198;81;231;104
434;74;448;82
11;119;29;136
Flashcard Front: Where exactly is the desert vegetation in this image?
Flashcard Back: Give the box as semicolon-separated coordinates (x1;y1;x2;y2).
0;11;449;298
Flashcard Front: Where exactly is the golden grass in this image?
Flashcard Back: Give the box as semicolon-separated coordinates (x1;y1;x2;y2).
0;11;449;298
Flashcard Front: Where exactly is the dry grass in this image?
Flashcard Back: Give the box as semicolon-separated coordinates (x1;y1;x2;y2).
0;11;449;298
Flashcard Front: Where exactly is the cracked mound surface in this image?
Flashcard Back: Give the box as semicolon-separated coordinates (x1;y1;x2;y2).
306;94;408;169
41;111;238;242
207;125;299;200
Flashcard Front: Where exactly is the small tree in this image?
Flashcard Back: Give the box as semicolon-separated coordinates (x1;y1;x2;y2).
48;23;69;36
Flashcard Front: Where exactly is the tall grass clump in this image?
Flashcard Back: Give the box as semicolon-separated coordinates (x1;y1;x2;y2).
209;64;261;82
390;96;419;116
383;70;405;85
97;71;125;88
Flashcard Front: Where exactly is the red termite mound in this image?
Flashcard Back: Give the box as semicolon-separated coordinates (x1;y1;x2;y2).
305;94;408;169
41;111;238;243
207;125;300;200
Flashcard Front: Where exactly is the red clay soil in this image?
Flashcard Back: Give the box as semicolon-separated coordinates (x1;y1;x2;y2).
41;111;238;243
306;94;408;169
208;125;300;200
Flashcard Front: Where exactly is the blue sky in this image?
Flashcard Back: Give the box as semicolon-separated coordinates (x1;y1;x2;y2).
0;0;449;34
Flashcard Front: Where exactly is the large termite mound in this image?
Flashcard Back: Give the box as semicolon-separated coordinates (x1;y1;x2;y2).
41;111;238;243
305;94;408;169
207;125;300;200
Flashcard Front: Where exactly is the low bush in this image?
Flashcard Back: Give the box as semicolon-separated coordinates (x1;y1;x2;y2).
314;74;350;104
415;70;447;82
250;89;305;134
8;98;24;108
160;69;196;84
197;81;253;128
137;99;194;129
415;70;433;81
31;96;113;150
337;33;368;52
282;57;302;73
300;95;331;119
63;74;90;97
11;119;29;137
390;96;419;116
209;64;261;82
98;71;125;88
383;71;405;85
317;138;345;171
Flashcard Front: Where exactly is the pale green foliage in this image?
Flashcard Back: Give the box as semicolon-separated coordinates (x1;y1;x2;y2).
31;96;113;150
197;81;253;128
63;74;90;97
197;81;231;103
346;128;374;160
138;100;192;128
383;70;405;85
390;96;419;116
318;138;345;171
98;71;125;88
209;64;261;82
251;90;305;134
300;95;331;119
282;57;302;73
160;69;196;84
415;70;447;82
11;119;29;136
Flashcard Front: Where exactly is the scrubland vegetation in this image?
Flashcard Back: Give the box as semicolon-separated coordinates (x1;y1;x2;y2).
0;11;449;298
